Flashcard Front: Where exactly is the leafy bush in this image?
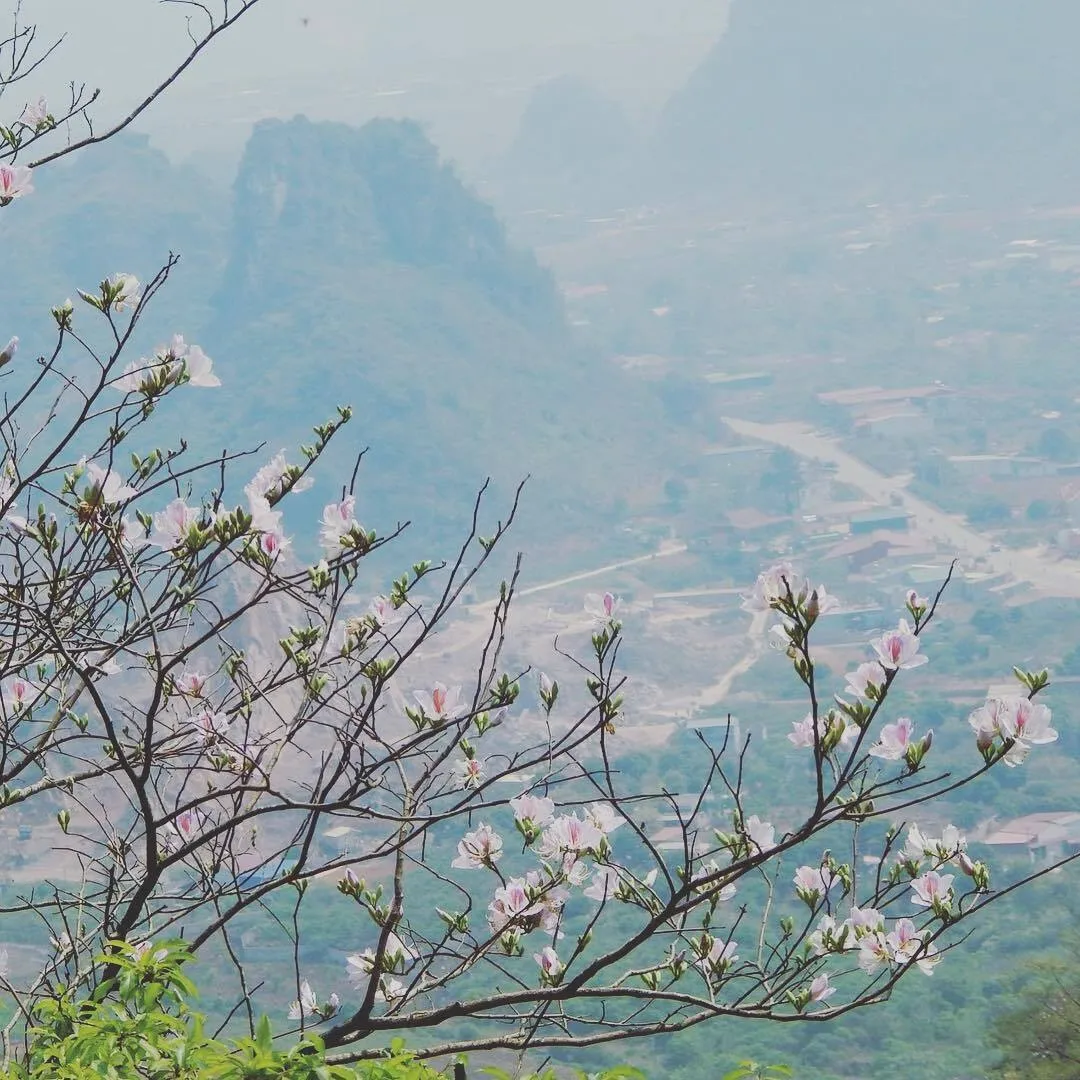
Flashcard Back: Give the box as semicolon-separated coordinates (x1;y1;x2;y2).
1;940;444;1080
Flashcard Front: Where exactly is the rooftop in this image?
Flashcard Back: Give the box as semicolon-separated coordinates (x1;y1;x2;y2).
981;811;1080;847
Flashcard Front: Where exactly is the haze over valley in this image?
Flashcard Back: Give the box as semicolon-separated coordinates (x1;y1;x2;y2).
4;3;1080;1076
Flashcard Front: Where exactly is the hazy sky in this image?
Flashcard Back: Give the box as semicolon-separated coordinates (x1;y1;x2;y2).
21;0;729;173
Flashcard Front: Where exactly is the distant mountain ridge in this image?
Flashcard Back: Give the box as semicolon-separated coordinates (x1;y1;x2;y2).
498;76;639;211
656;0;1080;206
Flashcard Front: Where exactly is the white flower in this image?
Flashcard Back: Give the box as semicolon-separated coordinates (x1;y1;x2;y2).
809;973;836;1003
108;273;142;312
368;595;398;628
414;682;462;722
996;697;1057;747
511;794;556;828
258;527;290;560
906;589;928;611
84;461;138;505
488;879;543;933
690;860;737;902
583;865;622;902
247;495;283;536
794;865;839;900
118;516;149;552
902;824;932;862
345;953;372;985
969;695;1057;767
742;562;802;612
245;452;313;509
3;677;35;710
857;931;893;975
584;802;624;834
175;671;209;697
288;979;318;1020
153;335;218;388
845;661;888;699
534;945;563;980
345;933;416;983
377;977;405;1002
888;918;939;976
910;870;954;909
19;97;49;130
697;938;738;977
162;807;205;853
871;620;928;671
807;915;841;956
180;343;220;387
130;940;169;964
744;815;776;854
455;757;485;788
151;498;202;550
868;716;917;761
112;357;165;395
537;815;605;860
938;824;967;860
451;824;503;869
787;711;856;751
186;709;229;746
845;906;885;938
0;163;33;203
320;495;360;554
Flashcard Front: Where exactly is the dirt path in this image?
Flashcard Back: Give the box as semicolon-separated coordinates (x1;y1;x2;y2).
653;609;771;719
470;539;689;611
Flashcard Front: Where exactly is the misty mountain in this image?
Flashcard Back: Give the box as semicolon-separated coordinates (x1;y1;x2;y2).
498;76;639;211
0;133;229;340
656;0;1080;207
197;116;665;562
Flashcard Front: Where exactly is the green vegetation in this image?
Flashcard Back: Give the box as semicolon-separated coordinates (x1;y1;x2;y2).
987;939;1080;1078
1;941;442;1080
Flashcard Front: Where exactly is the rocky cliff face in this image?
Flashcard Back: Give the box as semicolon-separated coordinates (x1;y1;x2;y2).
215;115;563;337
655;0;1080;207
200;116;644;563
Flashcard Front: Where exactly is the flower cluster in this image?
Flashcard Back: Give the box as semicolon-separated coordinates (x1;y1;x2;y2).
895;824;989;892
450;798;633;982
969;694;1057;767
742;562;838;619
809;905;939;977
113;332;218;398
